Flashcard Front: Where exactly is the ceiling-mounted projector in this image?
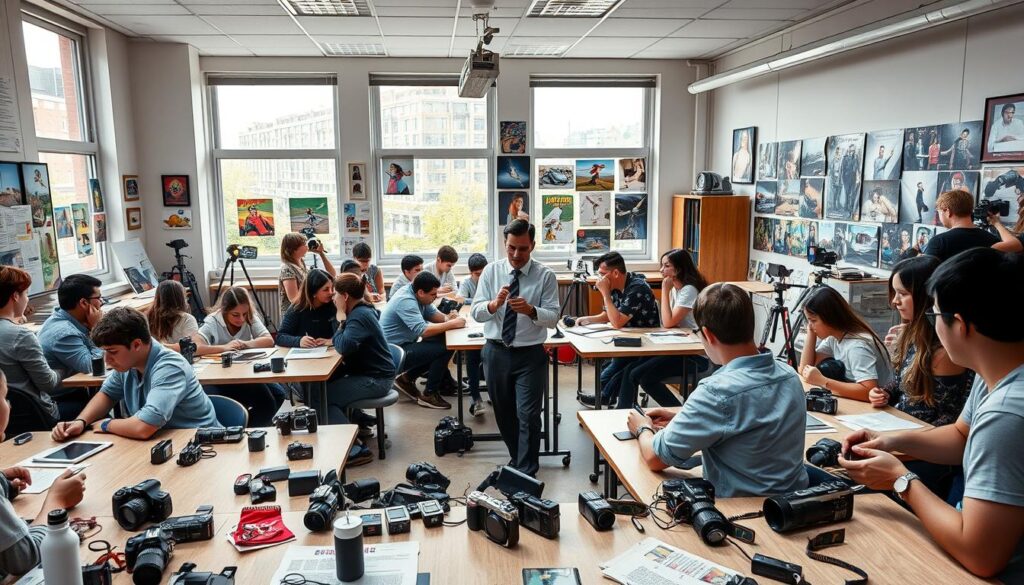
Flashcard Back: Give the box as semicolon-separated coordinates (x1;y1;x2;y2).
459;48;498;98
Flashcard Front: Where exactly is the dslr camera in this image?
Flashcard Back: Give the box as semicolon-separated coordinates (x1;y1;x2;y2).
287;441;314;461
178;337;197;365
466;491;519;548
579;491;615;531
805;387;838;415
510;491;560;539
273;407;318;435
434;416;474;456
169;563;237;585
125;526;174;583
974;198;1011;226
160;506;215;543
661;478;731;546
113;479;174;531
406;462;451;491
167;239;188;251
436;297;460;315
807;246;838;268
304;478;344;532
763;481;856;533
805;438;843;468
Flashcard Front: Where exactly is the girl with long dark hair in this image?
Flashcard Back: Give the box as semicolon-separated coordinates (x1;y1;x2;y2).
147;280;198;349
277;269;337;348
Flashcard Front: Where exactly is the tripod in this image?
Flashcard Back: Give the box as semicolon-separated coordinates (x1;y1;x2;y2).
757;268;833;366
164;243;206;324
551;271;590;339
211;249;276;332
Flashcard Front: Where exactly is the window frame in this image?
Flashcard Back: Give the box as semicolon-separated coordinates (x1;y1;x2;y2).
369;76;497;263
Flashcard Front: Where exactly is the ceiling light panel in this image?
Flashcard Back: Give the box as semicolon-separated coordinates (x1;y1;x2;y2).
506;43;569;56
528;0;621;18
322;41;386;55
284;0;371;16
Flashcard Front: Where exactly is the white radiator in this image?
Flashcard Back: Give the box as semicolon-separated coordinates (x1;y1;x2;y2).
251;288;283;331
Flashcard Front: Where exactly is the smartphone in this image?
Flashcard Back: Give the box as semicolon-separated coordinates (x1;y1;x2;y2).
613;430;635;441
468;332;483;338
13;432;32;446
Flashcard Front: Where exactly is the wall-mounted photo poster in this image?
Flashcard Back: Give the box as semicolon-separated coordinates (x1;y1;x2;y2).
289;197;330;234
383;158;414;194
860;180;900;223
845;223;880;268
576;159;614;191
982;94;1024;163
754;181;777;214
497;156;530;190
757;142;778;180
731;127;755;184
578;191;610;227
899;171;938;225
880;222;912;269
500;121;527;154
936;120;983;170
777;140;802;180
753;217;773;252
618;158;646;192
576;229;610;254
799;178;824;219
979;166;1024;229
801;137;826;177
865;129;903;180
498;191;530;226
774;180;800;217
937;170;979;200
823;133;865;221
904;125;939;172
237;198;274;237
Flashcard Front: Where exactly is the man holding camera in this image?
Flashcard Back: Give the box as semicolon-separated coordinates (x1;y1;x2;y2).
471;220;559;476
840;248;1024;581
627;283;808;497
51;307;219;442
923;190;998;262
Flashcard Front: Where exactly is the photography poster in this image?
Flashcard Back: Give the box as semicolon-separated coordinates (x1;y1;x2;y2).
576;159;614;191
865;129;904;181
537;162;574;190
618;158;646;191
540;194;574;248
344;202;370;237
111;239;160;294
860;180;900;223
576;229;610;254
237;198;275;237
937;120;983;170
497;191;529;227
980;166;1024;228
342;236;368;257
161;208;193;230
801;137;827;177
71;203;93;258
899;172;939;225
578;191;610;227
614;192;647;251
799;178;824;219
289;197;330;234
54;206;73;239
755;181;777;214
757;142;778;180
18;163;60;293
777;140;802;180
93;213;107;243
824;133;865;221
880;222;913;269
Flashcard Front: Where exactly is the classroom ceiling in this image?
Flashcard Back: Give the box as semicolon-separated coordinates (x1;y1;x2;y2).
60;0;853;59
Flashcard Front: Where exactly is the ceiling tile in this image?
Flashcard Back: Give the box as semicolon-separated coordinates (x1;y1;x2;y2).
177;0;280;4
613;7;707;18
71;0;177;4
590;17;691;37
310;34;387;47
200;15;302;34
510;17;596;37
250;46;323;56
702;7;806;19
195;47;254;55
378;17;454;36
377;6;458;16
633;37;737;57
455;17;519;37
564;36;657;57
101;14;221;34
187;4;289;15
670;19;787;38
295;16;377;35
375;35;453;49
617;0;720;7
150;34;242;47
721;0;834;8
452;35;507;51
74;4;190;15
233;34;319;48
372;0;457;6
458;3;529;18
387;48;450;57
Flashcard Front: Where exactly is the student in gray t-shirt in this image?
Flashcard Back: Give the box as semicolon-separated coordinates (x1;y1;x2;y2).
840;248;1024;581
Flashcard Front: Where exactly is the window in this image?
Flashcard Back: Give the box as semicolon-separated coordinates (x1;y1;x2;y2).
371;78;492;258
22;15;104;279
531;77;655;259
209;77;340;261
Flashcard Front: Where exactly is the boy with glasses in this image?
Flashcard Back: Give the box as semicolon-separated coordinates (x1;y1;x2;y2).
38;274;105;379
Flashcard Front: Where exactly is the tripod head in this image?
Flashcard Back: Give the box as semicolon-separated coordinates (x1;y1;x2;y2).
166;239;190;267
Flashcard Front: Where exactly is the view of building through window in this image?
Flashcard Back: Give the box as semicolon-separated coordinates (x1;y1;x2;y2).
533;87;644;149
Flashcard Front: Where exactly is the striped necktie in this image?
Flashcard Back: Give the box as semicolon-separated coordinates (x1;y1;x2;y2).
501;269;521;346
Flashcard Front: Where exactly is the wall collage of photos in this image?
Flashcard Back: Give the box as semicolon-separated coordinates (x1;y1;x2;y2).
0;160;68;296
744;103;1024;282
496;121;649;256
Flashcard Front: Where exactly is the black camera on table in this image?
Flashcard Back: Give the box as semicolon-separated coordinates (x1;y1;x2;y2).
805;438;843;468
304;478;344;532
195;426;244;444
579;491;615;531
406;462;451;491
511;491;560;539
661;478;731;546
151;439;173;465
807;246;838;268
763;481;856;533
125;526;174;583
434;415;474;456
169;563;237;585
113;479;174;531
467;490;519;548
287;441;314;461
177;440;203;467
805;387;838;415
248;476;277;504
160;505;214;543
437;298;460;314
179;337;197;365
343;478;380;504
273;407;318;435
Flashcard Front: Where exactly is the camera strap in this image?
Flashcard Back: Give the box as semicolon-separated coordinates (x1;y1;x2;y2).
805;529;868;585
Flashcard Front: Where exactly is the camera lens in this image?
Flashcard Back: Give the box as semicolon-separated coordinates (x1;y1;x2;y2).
118;497;150;530
763;496;795;532
131;547;168;585
304;503;335;532
690;501;728;545
484;511;509;543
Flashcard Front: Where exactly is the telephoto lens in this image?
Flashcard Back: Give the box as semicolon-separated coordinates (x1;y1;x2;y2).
762;481;855;533
688;500;730;545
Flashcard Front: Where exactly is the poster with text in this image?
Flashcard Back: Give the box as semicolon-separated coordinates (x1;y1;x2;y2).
237;198;275;237
980;166;1024;228
578;192;610;227
540;194;574;247
576;159;614;191
614;193;647;242
617;158;646;191
498;191;529;226
71;203;93;257
576;229;610;254
290;197;330;235
93;213;107;243
344;202;370;236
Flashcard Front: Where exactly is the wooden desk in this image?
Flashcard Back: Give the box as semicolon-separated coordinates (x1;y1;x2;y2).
4;426;357;519
725;280;775;295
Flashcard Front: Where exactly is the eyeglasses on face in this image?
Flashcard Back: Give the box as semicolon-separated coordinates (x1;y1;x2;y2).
924;310;955;328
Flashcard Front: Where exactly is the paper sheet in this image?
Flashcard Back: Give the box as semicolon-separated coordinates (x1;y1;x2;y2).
805;413;836;433
270;542;419;585
643;333;690;344
835;412;923;432
601;537;741;585
19;464;88;494
0;77;22;153
287;347;330;359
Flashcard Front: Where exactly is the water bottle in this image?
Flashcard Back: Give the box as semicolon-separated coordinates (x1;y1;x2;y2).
40;509;83;585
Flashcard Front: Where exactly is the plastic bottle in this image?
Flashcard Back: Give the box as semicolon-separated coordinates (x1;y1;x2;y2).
40;508;83;585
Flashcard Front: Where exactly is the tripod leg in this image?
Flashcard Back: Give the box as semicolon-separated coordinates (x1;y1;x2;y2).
211;259;232;306
238;260;275;331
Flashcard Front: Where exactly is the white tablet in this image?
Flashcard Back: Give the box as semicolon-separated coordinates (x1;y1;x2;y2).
31;441;113;464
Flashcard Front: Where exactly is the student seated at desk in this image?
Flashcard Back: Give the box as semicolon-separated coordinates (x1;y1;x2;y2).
627;283;808;497
0;371;87;580
196;287;282;427
51;307;219;441
381;272;465;410
423;245;458;295
840;248;1024;581
277;269;337;348
388;254;423;300
0;267;62;422
340;261;381;304
459;253;488;415
352;242;385;300
279;233;335;317
576;251;660;408
147;280;199;351
798;287;893;402
38;274;104;378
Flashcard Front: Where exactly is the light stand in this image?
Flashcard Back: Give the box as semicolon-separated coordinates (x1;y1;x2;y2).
163;240;206;324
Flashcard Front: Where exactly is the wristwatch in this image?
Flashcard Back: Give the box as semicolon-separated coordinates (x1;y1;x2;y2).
893;471;920;500
635;426;655;439
99;419;112;433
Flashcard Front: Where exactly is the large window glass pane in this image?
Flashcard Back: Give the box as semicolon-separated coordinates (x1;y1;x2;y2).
220;159;339;258
214;85;335;149
381;158;488;255
379;86;487;149
39;151;98;274
23;21;85;142
533;87;644;149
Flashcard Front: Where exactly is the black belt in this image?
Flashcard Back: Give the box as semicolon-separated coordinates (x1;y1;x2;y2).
485;339;543;352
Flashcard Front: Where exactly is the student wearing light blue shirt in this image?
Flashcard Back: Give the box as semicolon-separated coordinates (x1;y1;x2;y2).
38;274;104;379
51;307;219;443
627;283;808;497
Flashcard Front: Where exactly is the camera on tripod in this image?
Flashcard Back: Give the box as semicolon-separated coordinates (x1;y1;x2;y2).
766;263;792;280
566;257;591;278
807;245;839;268
167;239;188;251
226;244;258;261
434;416;473;456
974;198;1011;226
806;387;838;415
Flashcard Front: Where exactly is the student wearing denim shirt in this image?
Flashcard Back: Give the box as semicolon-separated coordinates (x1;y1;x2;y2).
38;274;104;378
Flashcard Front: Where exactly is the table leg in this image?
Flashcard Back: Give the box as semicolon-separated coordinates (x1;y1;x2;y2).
319;381;329;424
590;357;603;483
456;349;465;426
543;351;551;451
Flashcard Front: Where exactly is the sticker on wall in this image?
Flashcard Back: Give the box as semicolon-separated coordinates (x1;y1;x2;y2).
540;194;574;247
237;198;274;237
93;213;107;243
54;206;74;239
71;203;92;257
382;158;414;195
290;197;330;234
617;158;646;191
578;191;609;227
500;121;527;154
162;208;193;230
498;191;529;227
497;156;530;190
576;229;609;254
576;159;613;191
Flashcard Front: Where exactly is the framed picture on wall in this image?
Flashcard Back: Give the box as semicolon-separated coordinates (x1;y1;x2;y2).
123;175;140;201
126;207;142;231
981;93;1024;163
162;175;190;206
348;162;366;201
731;127;755;184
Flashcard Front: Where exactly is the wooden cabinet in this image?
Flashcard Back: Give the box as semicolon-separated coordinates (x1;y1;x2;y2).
671;194;750;283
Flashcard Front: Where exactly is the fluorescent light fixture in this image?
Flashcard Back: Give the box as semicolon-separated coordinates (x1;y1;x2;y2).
282;0;371;16
322;42;385;56
527;0;621;18
506;44;569;56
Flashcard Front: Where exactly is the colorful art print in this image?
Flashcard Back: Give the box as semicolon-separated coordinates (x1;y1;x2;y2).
289;197;330;234
845;223;880;268
754;181;777;214
936;120;983;170
89;178;104;212
237;198;275;237
576;229;610;254
774;179;801;217
359;219;369;235
980;166;1024;229
541;194;574;244
126;207;142;231
72;203;93;257
348;162;366;201
162;208;193;230
497;156;530;190
824;133;865;221
161;175;190;207
537;163;573;189
618;158;646;191
731;127;755;184
860;180;900;223
913;223;936;253
831;222;850;262
20;162;52;229
772;219;790;255
500;121;527;154
575;159;614;191
498;191;530;226
937;170;979;200
805;220;819;249
982;94;1024;163
880;223;913;269
899;172;939;225
865;129;904;181
752;216;773;252
578;191;610;226
801;137;827;177
614;193;647;241
903;125;939;172
54;207;74;238
786;220;808;259
799;178;824;219
0;162;23;207
93;213;107;243
755;260;768;282
382;159;414;194
757;142;778;180
777;140;802;180
817;221;836;250
748;259;757;280
123;175;140;201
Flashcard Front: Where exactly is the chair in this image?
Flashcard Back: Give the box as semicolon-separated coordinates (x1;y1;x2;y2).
3;387;58;437
209;395;249;428
347;344;403;460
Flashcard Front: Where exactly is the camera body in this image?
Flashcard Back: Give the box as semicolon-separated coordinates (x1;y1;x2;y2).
763;481;855;533
167;239;188;251
406;462;451;491
974;198;1011;226
125;526;174;577
247;430;266;452
806;438;843;468
112;479;173;531
433;416;474;456
195;427;244;444
343;478;380;504
151;439;173;465
177;440;203;467
436;298;460;314
179;337;197;365
286;441;314;461
466;491;519;548
578;491;615;531
161;507;215;543
805;388;838;415
661;478;731;546
511;491;560;539
248;476;276;504
273;407;318;435
299;227;320;252
169;563;237;585
304;481;343;532
807;246;838;268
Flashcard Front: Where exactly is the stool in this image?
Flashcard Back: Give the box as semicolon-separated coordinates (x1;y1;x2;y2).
348;389;399;459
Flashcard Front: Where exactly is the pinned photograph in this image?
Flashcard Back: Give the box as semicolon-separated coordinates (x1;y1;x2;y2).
913;224;936;254
161;175;190;207
900;172;939;225
754;181;777;214
753;217;773;252
0;162;22;207
757;142;778;180
348;162;366;201
383;159;414;194
777;140;802;180
161;208;193;230
831;222;851;262
54;207;73;239
845;223;880;268
774;180;801;217
93;213;107;243
541;194;574;244
982;94;1024;163
799;178;824;219
824;133;865;221
817;221;836;250
497;156;530;190
880;223;912;269
576;229;610;254
71;203;92;257
731;127;755;184
123;174;139;201
20;162;52;228
861;181;900;223
89;178;104;213
289;197;330;234
865;129;903;180
537;163;573;189
618;158;646;191
806;221;819;249
576;159;614;191
237;198;275;237
579;192;610;226
801;137;827;177
126;207;142;231
498;191;530;226
979;166;1024;229
773;219;790;255
500;121;527;154
614;193;647;240
937;121;983;170
903;125;939;172
786;220;808;258
938;170;979;198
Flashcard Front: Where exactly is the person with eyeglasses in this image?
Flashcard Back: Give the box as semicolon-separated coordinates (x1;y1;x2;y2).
626;283;808;497
840;248;1024;581
38;274;105;380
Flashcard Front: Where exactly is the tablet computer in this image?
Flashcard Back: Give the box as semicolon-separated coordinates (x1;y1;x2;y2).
31;442;113;464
